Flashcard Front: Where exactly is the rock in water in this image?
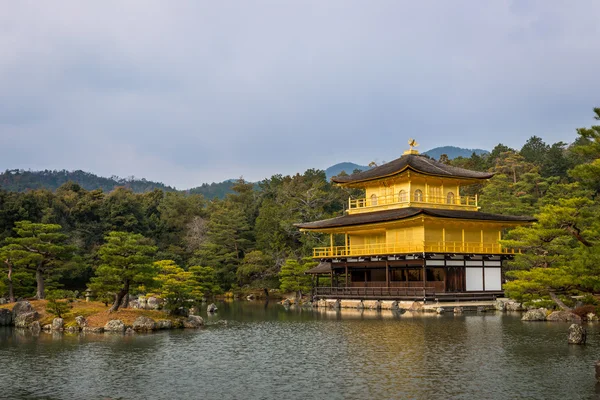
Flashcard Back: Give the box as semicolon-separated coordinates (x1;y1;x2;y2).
506;301;523;311
0;309;12;326
409;302;423;312
104;320;126;332
14;311;39;328
29;321;41;334
132;316;157;331
568;324;586;344
436;307;445;314
521;308;548;321
183;315;204;328
75;316;87;328
156;319;173;330
454;307;464;314
588;313;599;322
12;301;34;320
494;299;507;311
52;318;64;331
546;311;582;323
207;303;218;313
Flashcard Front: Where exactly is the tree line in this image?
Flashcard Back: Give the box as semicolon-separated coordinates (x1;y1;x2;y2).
0;108;598;308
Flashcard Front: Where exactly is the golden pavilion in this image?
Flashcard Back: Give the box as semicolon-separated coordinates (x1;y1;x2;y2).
295;142;535;301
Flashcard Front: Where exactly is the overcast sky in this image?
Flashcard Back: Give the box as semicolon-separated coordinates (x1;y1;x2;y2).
1;1;599;188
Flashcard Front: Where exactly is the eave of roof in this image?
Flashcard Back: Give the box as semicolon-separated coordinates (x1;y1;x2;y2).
305;261;332;274
295;207;536;230
331;154;494;184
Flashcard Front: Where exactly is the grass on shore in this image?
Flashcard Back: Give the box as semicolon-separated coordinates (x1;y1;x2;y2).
0;300;177;328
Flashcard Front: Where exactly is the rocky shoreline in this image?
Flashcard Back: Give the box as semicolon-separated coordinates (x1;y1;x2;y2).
0;300;222;334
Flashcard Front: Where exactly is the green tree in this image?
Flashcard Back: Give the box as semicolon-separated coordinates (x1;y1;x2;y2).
236;250;278;290
89;231;157;312
2;221;75;299
188;265;221;297
194;200;251;287
520;136;549;166
45;290;74;318
153;260;203;314
279;258;316;300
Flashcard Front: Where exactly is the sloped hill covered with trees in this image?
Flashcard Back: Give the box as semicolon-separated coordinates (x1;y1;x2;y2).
0;169;176;193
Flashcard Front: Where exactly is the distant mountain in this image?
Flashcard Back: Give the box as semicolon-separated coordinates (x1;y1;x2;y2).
423;146;489;160
325;162;370;180
0;169;176;193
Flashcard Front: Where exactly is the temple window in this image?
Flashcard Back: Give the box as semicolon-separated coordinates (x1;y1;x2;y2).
398;190;407;203
370;194;378;206
447;192;455;204
414;189;423;202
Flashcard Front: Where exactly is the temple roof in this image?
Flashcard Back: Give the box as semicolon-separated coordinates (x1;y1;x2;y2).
295;207;536;230
331;154;494;184
305;261;332;274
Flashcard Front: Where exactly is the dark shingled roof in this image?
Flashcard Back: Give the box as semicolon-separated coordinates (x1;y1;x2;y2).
332;154;494;184
305;261;332;274
295;207;535;230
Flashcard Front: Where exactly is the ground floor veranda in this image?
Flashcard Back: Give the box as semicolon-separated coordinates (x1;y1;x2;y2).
309;253;508;301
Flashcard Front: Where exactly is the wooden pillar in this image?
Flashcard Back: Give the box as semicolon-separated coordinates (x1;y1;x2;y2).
386;261;389;288
345;263;348;287
442;227;446;251
462;228;465;252
330;271;333;288
480;229;484;252
408;173;412;206
330;233;334;256
345;234;349;256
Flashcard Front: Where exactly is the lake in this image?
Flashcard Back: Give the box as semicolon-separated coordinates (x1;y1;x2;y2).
1;301;600;400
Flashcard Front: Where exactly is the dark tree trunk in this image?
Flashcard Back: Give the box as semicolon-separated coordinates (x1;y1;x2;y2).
35;267;45;300
549;291;571;311
263;288;269;299
5;260;15;303
109;280;130;313
121;293;130;309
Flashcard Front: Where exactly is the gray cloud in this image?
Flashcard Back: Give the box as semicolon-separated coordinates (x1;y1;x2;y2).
1;1;599;188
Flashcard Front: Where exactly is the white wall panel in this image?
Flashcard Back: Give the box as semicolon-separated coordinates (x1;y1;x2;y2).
466;267;483;291
484;268;502;291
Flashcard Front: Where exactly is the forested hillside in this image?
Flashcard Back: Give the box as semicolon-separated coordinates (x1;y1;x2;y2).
0;108;599;309
0;169;176;193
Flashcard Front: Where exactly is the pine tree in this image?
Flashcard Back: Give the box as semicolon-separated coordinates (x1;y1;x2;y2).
279;258;316;300
153;260;203;314
89;231;157;312
2;221;75;299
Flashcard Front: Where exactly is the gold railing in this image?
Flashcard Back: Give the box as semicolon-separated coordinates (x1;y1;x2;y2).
348;194;478;212
313;241;520;258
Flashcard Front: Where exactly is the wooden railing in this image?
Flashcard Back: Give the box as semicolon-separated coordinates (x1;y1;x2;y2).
313;287;503;300
314;286;436;298
348;194;478;212
313;241;520;258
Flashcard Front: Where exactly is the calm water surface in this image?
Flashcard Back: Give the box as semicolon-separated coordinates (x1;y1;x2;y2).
1;302;600;400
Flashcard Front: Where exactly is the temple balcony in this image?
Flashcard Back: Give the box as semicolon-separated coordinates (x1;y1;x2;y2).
312;241;519;258
348;194;478;214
